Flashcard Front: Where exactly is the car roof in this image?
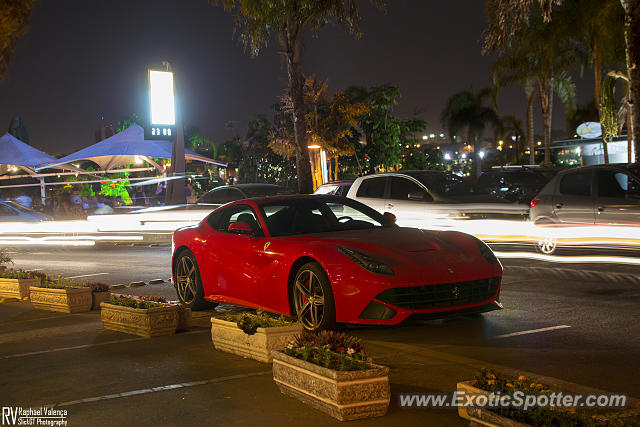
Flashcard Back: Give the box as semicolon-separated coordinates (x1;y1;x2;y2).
319;180;353;185
555;164;636;176
226;194;342;206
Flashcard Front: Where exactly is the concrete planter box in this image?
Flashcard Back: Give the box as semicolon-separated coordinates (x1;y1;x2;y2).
100;302;179;338
30;286;92;313
0;278;40;299
92;291;111;310
272;350;390;421
211;318;302;363
457;381;530;427
177;306;192;331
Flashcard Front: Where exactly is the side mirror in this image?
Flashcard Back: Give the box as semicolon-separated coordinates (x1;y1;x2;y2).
228;221;253;235
383;211;396;223
408;192;425;201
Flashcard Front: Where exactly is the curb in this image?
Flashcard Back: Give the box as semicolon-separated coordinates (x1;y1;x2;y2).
504;265;640;285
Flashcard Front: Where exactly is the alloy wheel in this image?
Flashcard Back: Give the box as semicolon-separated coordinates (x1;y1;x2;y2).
176;255;197;305
536;237;557;254
293;269;325;330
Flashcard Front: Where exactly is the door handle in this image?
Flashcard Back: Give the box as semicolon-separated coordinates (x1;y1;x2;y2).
386;203;394;208
555;203;563;209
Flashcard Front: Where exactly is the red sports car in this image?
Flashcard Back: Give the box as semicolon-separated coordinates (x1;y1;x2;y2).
171;195;502;331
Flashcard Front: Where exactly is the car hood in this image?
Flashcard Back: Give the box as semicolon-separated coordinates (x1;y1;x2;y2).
294;227;478;265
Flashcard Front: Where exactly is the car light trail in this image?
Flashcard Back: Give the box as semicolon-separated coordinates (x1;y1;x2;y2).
494;251;640;265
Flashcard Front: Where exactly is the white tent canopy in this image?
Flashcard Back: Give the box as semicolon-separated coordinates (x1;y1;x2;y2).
0;132;80;175
36;124;226;171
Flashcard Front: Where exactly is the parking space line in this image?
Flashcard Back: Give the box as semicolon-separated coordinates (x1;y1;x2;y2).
494;325;571;339
65;272;110;279
52;371;272;407
0;329;208;359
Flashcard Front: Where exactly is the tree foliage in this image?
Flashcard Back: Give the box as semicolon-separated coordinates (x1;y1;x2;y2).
0;0;34;84
210;0;385;193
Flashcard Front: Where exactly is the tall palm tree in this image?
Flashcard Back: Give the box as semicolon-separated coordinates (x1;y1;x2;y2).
211;0;385;193
440;88;498;175
483;0;640;163
492;55;538;164
497;115;524;164
492;13;578;166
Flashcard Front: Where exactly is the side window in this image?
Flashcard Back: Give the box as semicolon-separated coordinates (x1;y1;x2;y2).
356;177;386;198
598;171;640;198
207;204;262;236
389;177;432;201
559;172;591;197
597;171;626;198
0;204;18;216
336;185;351;197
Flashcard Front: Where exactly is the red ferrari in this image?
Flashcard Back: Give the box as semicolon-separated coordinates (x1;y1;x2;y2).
171;195;502;331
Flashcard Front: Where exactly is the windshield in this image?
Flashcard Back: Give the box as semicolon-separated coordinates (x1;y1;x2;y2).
409;172;483;196
259;197;394;237
6;201;36;213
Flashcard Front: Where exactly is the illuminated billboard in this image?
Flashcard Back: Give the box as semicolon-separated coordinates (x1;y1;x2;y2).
148;69;176;139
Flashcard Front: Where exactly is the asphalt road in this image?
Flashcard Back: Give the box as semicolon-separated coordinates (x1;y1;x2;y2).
2;243;640;426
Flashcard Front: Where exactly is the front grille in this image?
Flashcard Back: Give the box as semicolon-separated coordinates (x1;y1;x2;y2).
374;277;500;310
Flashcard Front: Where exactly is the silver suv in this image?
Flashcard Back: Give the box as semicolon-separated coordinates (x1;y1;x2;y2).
529;165;640;253
530;165;640;225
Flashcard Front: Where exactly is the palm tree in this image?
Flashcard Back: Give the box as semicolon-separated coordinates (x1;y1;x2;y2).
497;115;524;164
0;0;34;84
440;88;498;175
483;0;640;163
492;54;538;164
210;0;385;193
493;13;578;166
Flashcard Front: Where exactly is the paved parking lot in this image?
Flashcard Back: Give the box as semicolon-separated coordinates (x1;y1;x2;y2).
2;245;640;425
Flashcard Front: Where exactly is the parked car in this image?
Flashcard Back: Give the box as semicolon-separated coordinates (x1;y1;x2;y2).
0;201;53;222
529;164;640;253
195;183;291;206
313;180;353;197
172;195;502;331
477;166;552;204
345;171;528;228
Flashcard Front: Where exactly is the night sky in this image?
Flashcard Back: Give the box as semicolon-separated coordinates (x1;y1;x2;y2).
0;0;591;156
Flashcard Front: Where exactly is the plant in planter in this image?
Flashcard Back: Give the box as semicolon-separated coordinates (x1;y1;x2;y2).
0;269;44;300
211;310;302;363
272;331;390;421
29;277;93;313
0;247;13;269
100;294;179;338
85;281;111;310
458;369;637;426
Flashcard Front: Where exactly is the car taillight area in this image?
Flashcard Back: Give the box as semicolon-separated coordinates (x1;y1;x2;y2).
530;198;541;208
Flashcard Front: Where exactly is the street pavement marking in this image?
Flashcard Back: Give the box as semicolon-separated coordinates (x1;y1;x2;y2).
0;329;209;359
494;325;571;339
51;371;272;407
65;272;110;279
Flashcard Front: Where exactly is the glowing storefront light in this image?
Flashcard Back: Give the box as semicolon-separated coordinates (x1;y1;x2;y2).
149;70;176;125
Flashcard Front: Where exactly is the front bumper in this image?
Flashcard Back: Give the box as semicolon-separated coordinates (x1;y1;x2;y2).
331;270;502;325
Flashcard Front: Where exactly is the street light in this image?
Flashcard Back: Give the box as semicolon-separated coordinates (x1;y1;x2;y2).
478;151;485;159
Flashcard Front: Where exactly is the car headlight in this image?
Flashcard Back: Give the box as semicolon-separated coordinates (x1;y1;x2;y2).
473;237;498;264
338;246;394;276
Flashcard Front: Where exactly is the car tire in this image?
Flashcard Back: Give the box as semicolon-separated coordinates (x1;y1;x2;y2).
535;236;558;255
292;262;337;332
173;249;217;310
533;219;558;255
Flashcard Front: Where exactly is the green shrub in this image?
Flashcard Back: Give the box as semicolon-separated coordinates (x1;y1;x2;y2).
109;294;170;309
224;309;294;335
